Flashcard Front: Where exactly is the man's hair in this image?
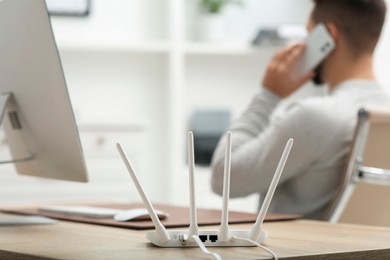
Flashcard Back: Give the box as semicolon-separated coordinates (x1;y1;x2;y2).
311;0;387;56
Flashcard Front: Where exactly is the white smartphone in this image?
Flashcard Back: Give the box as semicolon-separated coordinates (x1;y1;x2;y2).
294;23;335;79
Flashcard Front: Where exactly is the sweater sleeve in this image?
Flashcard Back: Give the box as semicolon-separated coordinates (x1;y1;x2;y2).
210;88;325;198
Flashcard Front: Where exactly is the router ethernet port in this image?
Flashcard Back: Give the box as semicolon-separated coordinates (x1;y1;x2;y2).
199;235;207;242
209;235;218;242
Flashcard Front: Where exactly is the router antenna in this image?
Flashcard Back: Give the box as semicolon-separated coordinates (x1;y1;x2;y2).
219;131;232;242
249;139;293;241
116;143;170;243
188;131;199;236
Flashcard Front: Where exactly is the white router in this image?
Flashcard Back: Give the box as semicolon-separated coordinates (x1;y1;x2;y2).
116;132;293;248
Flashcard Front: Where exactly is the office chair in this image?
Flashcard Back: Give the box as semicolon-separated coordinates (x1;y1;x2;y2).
322;107;390;226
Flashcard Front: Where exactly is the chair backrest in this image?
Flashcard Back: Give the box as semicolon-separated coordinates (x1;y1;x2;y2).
322;107;390;226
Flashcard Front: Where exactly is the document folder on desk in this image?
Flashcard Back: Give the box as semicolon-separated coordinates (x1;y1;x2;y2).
3;203;300;230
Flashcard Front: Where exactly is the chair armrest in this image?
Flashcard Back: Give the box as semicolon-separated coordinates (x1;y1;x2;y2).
359;166;390;185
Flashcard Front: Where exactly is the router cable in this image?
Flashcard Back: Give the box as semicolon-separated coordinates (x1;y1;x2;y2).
231;236;278;260
191;235;222;260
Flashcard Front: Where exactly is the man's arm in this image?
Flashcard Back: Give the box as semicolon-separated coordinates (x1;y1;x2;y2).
211;43;317;197
210;88;281;196
211;98;326;197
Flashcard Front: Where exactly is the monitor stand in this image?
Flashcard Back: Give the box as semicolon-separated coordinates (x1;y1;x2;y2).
1;93;53;225
0;93;10;124
0;93;34;164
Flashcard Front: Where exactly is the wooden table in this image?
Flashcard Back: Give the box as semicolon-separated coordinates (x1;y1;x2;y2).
1;215;390;259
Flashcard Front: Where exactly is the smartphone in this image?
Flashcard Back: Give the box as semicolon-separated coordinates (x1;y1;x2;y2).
294;23;335;79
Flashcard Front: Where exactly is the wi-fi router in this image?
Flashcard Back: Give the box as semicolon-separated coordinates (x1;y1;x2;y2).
116;132;293;248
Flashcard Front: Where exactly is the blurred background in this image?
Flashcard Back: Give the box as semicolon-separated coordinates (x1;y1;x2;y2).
1;0;390;213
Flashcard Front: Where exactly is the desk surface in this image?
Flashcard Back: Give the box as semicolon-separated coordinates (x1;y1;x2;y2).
1;216;390;260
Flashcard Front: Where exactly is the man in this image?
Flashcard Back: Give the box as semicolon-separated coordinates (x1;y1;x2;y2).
211;0;389;219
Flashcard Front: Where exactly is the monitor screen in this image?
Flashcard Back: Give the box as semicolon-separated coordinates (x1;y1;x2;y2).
0;0;88;182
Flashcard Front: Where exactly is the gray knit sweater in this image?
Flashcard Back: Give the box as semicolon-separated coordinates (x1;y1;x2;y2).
211;80;390;219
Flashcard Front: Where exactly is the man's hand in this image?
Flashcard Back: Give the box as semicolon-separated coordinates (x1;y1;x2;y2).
262;43;315;98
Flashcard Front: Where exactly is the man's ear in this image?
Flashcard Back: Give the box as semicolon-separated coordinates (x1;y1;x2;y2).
326;23;339;43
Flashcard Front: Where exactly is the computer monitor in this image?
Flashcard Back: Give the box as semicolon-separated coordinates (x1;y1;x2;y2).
0;0;88;182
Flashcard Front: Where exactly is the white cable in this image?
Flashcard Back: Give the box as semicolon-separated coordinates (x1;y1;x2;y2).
191;235;222;260
231;236;278;260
